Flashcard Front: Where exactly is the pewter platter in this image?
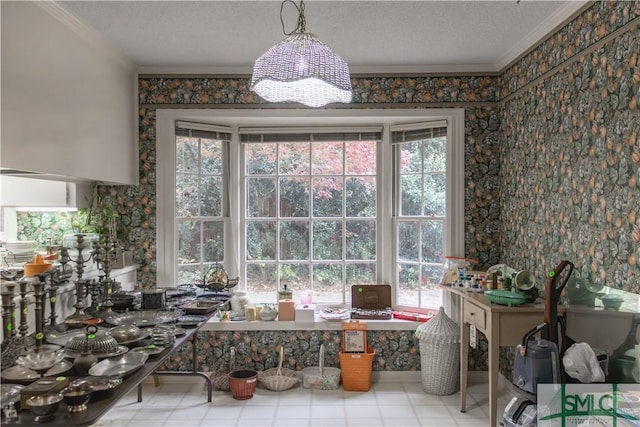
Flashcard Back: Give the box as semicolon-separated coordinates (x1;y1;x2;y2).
70;375;123;392
88;352;149;378
131;345;166;358
105;309;184;327
1;360;73;382
64;345;129;360
46;328;109;347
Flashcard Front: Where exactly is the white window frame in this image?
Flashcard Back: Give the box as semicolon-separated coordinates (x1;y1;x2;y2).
157;109;464;310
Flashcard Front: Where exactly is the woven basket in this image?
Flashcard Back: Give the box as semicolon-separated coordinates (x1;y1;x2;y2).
415;307;460;395
339;346;375;392
301;344;341;390
258;347;300;391
211;346;236;391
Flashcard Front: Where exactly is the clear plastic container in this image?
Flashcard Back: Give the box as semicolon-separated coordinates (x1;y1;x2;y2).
440;256;477;285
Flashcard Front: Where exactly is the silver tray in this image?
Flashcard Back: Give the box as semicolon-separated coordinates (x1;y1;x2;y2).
105;309;184;327
46;328;109;347
88;352;149;378
1;360;73;382
131;345;166;358
64;345;129;360
70;375;123;392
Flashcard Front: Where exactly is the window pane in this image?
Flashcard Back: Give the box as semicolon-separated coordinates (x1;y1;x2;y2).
200;175;222;217
201;138;223;174
280;221;309;260
397;262;419;306
313;263;344;303
313;177;343;217
399;140;421;174
280;263;310;290
279;143;309;175
346;177;376;217
400;174;421;216
177;264;202;286
346;263;376;286
345;141;376;175
202;220;224;262
280;177;309;217
312;142;343;175
346;220;375;260
246;263;276;302
421;220;443;263
246;178;276;217
423;137;446;172
398;221;419;262
178;220;199;265
313;220;342;260
246;221;276;260
176;174;198;217
421;264;443;308
423;173;445;216
176;137;198;173
246;144;276;175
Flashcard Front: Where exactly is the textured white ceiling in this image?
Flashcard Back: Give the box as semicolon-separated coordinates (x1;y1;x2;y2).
59;0;588;74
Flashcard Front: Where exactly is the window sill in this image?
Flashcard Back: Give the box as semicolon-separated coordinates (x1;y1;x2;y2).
201;315;422;331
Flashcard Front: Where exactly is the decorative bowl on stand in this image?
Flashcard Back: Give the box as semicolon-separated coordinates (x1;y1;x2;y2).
26;393;63;422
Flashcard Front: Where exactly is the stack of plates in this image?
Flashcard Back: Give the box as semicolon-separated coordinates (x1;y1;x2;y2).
2;240;38;264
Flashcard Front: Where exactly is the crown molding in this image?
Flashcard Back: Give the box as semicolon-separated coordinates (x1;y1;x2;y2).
495;0;592;72
35;1;137;71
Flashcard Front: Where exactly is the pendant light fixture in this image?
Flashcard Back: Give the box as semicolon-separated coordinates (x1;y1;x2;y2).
250;0;353;108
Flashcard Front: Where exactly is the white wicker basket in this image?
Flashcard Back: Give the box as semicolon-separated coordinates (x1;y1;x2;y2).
301;344;341;390
416;307;460;396
258;347;300;391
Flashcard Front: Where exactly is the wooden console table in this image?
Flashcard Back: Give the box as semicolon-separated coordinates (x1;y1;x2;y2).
442;286;548;427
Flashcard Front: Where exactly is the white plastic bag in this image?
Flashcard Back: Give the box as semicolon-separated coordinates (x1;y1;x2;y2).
563;342;605;383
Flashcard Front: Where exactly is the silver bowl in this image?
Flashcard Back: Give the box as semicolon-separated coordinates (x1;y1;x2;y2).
26;393;63;422
61;385;93;412
15;349;65;376
107;324;143;343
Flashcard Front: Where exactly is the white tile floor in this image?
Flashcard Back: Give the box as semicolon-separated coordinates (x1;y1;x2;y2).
94;379;512;427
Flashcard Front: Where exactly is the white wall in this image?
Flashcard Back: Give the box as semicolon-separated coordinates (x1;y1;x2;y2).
0;1;139;185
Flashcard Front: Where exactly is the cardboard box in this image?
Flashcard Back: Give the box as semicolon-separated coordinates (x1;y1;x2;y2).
295;303;315;326
278;300;295;321
112;249;133;269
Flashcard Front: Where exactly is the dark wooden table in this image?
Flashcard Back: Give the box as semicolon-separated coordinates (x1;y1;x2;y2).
4;320;212;426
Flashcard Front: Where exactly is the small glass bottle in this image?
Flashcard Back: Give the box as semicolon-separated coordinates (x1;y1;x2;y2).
278;284;292;301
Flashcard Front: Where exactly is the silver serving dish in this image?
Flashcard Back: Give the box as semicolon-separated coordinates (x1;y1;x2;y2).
45;327;109;347
106;324;150;345
1;360;73;382
70;375;123;392
1;384;24;405
88;352;149;378
64;345;129;360
105;309;185;327
15;349;66;375
131;345;166;358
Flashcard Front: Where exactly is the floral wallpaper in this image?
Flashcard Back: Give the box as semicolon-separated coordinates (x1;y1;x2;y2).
14;2;639;377
159;330;421;374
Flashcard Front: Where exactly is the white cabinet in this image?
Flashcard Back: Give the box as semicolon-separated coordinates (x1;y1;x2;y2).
1;2;138;185
0;176;92;208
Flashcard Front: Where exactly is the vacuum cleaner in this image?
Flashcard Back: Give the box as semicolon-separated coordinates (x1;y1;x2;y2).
502;260;574;427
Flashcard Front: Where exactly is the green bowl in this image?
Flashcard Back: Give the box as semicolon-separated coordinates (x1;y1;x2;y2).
483;290;527;307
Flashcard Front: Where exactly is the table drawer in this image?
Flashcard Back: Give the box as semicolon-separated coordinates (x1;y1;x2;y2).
463;300;486;330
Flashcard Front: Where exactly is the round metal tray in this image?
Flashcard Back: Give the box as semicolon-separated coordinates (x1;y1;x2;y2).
131;345;166;358
46;328;109;347
105;309;184;327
